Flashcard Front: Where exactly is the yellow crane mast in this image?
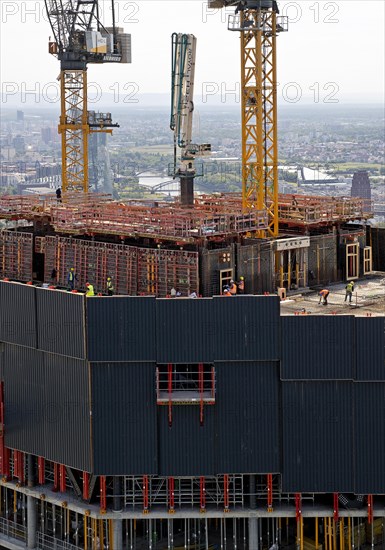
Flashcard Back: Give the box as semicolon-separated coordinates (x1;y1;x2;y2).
210;0;288;236
45;0;131;193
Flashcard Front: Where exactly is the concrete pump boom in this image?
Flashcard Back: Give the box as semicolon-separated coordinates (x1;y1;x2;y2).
170;33;211;206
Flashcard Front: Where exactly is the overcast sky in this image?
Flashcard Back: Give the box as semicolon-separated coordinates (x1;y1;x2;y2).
0;0;384;108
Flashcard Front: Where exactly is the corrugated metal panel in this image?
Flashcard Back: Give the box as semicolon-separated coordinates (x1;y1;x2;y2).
0;281;37;348
356;317;385;381
216;362;280;473
91;362;157;475
3;345;44;457
156;299;214;363
281;317;355;380
3;344;91;471
87;297;156;362
43;353;91;471
354;383;385;494
36;287;86;359
282;381;354;493
237;242;275;294
0;342;4;379
158;406;216;476
213;296;280;361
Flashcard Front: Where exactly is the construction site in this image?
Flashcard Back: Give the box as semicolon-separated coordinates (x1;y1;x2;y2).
0;0;384;549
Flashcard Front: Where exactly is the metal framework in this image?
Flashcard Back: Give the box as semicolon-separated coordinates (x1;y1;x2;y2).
228;4;288;237
59;70;89;192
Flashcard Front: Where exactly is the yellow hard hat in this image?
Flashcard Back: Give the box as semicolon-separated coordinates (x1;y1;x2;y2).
107;277;111;281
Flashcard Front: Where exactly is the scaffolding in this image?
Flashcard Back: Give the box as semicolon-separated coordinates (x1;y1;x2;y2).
0;230;33;281
0;193;373;243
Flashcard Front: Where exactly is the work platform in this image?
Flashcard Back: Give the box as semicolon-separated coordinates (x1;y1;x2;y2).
0;192;373;241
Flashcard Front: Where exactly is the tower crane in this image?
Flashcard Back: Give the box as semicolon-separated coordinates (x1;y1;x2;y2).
44;0;131;193
208;0;288;236
170;33;211;206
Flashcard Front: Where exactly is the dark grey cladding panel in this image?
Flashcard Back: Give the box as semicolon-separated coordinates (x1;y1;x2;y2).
3;344;91;471
282;381;354;493
87;297;156;362
213;296;280;361
216;362;280;473
0;282;37;348
356;317;385;381
354;383;385;494
36;288;86;359
158;406;216;476
156;299;214;363
3;346;44;457
281;316;355;380
0;342;4;379
41;353;91;470
91;362;157;475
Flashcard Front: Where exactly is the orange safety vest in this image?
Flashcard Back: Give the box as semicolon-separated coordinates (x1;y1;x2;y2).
238;280;244;291
229;282;237;295
320;289;329;296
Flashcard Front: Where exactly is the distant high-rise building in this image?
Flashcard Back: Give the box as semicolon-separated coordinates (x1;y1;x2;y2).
16;110;24;123
41;127;53;144
12;135;25;154
351;170;371;200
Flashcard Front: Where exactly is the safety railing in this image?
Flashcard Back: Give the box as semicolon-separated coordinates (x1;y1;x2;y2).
36;532;79;550
156;364;216;404
0;517;27;542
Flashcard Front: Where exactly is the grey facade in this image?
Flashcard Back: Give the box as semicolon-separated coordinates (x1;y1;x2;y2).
1;282;385;493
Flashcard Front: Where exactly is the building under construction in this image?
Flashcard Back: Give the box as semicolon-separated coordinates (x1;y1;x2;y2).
1;0;385;548
0;173;385;550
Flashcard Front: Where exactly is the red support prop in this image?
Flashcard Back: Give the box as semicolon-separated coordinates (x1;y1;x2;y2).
18;451;24;483
333;492;339;522
38;457;45;485
143;475;149;513
199;363;204;425
295;493;302;522
367;494;373;524
168;363;173;427
59;464;66;492
168;477;175;513
3;447;10;479
83;471;89;500
100;475;107;512
53;463;59;492
267;473;273;510
200;476;206;511
224;474;229;511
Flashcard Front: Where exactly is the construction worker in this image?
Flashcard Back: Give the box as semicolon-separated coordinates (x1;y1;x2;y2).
85;282;95;297
106;277;114;296
223;288;232;296
67;267;77;291
237;276;245;294
344;281;355;303
318;289;330;305
229;280;237;295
